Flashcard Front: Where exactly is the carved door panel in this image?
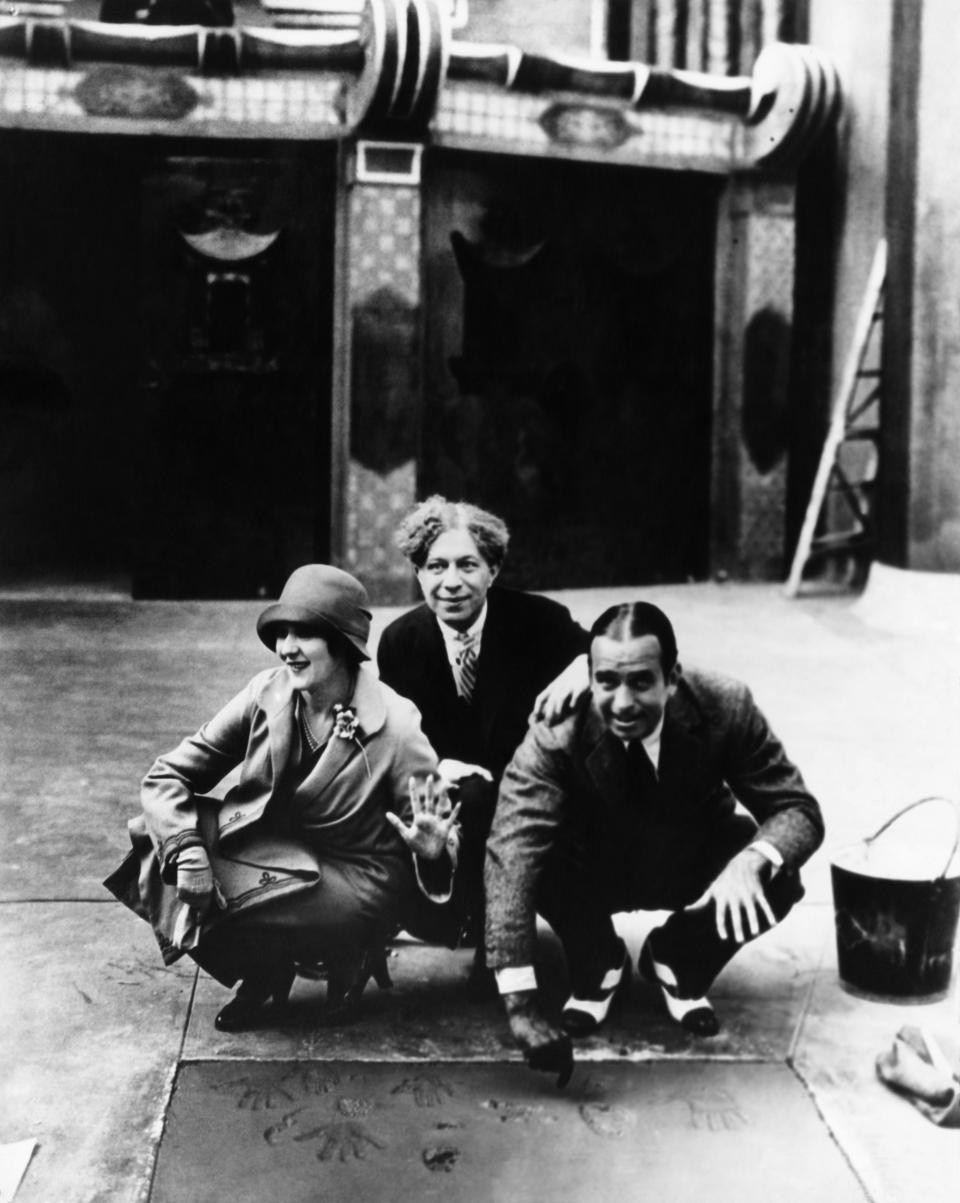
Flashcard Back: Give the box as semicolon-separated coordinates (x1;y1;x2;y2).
135;150;335;599
424;152;719;588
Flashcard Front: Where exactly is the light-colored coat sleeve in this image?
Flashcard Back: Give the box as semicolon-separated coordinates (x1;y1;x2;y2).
140;671;271;875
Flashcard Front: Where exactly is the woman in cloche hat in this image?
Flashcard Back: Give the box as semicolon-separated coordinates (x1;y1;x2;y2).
106;564;459;1031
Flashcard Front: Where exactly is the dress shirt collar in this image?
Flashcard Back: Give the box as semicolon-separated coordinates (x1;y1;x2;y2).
623;714;665;772
437;601;488;668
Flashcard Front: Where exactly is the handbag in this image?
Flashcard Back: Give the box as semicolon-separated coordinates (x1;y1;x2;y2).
103;801;322;964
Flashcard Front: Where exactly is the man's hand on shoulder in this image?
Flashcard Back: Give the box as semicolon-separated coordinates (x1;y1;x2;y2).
532;654;590;724
437;758;493;788
503;991;574;1087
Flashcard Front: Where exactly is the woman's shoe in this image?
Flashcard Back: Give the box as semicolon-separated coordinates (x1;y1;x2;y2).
214;966;296;1032
315;947;381;1027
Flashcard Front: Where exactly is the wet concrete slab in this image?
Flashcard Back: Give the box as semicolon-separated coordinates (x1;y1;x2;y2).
0;903;195;1203
151;1059;869;1203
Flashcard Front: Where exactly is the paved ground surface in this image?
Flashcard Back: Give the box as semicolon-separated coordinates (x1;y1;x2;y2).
1;578;958;1202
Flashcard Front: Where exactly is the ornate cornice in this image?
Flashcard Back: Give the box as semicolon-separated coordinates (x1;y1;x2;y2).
0;0;840;171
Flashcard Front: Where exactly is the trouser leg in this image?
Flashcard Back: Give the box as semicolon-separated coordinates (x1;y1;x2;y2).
535;846;623;994
453;774;498;939
651;816;805;997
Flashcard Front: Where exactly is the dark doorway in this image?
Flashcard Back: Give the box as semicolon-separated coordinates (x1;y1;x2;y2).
423;151;719;588
0;133;141;590
136;148;336;599
0;133;335;599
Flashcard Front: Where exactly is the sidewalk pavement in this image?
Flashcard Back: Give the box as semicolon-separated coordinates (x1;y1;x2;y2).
1;581;957;1202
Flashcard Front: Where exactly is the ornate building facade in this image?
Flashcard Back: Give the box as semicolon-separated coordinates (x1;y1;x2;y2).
0;1;875;600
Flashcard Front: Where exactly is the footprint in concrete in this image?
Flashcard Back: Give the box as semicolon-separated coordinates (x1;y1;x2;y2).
578;1102;634;1139
423;1145;460;1173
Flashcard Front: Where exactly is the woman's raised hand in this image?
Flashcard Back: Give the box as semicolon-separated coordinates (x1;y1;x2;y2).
386;775;462;860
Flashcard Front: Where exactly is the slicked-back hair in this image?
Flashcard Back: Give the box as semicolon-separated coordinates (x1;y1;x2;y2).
589;602;678;674
394;495;510;570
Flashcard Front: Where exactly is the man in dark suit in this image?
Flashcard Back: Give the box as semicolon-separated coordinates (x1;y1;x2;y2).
377;495;590;983
485;600;824;1084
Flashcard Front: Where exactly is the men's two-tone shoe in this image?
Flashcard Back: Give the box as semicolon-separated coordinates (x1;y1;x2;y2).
638;937;720;1037
561;941;631;1037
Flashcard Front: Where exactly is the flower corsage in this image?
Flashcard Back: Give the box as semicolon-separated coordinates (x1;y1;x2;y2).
332;704;359;740
332;704;370;778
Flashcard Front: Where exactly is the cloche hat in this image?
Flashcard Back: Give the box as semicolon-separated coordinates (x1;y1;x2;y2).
256;564;372;660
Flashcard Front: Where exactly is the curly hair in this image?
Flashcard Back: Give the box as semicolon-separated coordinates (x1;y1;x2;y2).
394;495;510;570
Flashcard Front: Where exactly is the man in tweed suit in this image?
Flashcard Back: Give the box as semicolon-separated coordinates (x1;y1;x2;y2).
484;600;824;1083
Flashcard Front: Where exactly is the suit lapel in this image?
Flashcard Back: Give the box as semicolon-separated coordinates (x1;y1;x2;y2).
474;591;511;739
263;663;388;803
657;680;707;798
413;607;460;706
583;707;634;807
261;672;297;797
301;664;386;795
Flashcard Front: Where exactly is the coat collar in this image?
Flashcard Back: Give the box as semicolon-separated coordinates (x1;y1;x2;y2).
256;663;386;794
257;663;385;734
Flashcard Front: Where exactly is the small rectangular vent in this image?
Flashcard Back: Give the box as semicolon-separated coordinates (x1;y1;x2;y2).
355;141;423;186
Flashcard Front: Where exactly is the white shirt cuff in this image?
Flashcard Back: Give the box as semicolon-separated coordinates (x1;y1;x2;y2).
749;839;784;870
495;965;538;995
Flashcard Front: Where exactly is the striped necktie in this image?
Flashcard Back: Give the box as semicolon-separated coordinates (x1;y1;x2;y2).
453;631;479;703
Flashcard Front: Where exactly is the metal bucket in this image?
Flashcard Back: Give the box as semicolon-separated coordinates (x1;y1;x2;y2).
831;797;960;1002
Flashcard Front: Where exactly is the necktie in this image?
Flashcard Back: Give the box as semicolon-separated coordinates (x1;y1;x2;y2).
627;740;658;793
454;632;479;703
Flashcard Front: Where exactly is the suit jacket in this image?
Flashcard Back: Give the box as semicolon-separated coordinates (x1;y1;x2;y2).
377;586;590;780
105;664;439;963
485;665;825;969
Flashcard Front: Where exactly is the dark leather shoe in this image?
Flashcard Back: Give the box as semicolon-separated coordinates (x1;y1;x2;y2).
561;941;630;1037
638;938;719;1037
214;966;295;1032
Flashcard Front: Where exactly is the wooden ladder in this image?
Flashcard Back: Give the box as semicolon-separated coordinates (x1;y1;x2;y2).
784;240;887;597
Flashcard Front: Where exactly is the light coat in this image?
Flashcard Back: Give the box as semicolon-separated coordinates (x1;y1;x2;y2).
105;664;438;964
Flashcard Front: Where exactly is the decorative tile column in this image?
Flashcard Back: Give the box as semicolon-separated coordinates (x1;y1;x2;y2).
711;176;797;578
337;160;423;603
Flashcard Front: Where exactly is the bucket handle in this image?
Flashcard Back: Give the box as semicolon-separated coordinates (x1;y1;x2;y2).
864;796;960;881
